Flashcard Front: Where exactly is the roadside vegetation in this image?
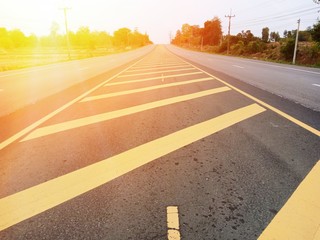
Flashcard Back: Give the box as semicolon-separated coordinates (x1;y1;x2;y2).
0;25;152;71
171;17;320;67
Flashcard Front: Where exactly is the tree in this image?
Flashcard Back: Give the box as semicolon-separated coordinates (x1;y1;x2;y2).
203;17;222;46
180;23;192;44
113;28;131;47
9;29;27;48
93;31;113;48
262;27;269;42
310;21;320;42
129;29;151;47
283;30;293;39
0;27;13;49
237;30;255;44
26;34;38;48
172;30;182;45
281;39;295;60
75;26;92;48
270;31;280;42
298;30;312;41
189;25;202;46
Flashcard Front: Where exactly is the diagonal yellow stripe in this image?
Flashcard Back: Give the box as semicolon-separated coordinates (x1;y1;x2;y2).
125;64;191;73
105;72;203;86
21;87;230;141
130;63;187;69
0;54;149;151
0;103;266;231
118;68;196;78
83;77;214;102
258;160;320;240
176;57;320;136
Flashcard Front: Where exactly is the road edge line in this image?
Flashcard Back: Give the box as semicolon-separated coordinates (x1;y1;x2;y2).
174;56;320;137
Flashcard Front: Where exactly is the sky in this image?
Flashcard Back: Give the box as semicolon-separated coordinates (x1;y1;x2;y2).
0;0;319;43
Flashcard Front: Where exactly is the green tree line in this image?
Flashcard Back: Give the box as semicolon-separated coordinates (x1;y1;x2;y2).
0;25;152;50
172;18;320;65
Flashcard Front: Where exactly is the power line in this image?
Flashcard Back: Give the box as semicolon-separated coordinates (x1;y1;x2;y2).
233;7;317;26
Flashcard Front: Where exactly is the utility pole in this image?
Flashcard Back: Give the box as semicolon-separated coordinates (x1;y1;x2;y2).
225;10;235;55
293;19;300;65
60;7;71;60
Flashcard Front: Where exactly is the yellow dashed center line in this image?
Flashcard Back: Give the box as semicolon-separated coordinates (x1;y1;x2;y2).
167;206;181;240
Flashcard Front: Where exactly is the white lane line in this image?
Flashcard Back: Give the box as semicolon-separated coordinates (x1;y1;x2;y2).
22;87;230;141
82;77;214;102
105;72;203;86
0;104;266;231
167;206;181;240
0;56;148;151
232;65;244;69
312;84;320;88
118;68;196;78
239;60;320;75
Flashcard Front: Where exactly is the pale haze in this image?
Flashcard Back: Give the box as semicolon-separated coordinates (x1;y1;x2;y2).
0;0;319;43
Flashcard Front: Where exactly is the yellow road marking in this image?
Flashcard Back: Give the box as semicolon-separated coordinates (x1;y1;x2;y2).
0;55;149;151
21;87;230;141
167;206;181;240
181;58;320;137
130;62;187;69
118;68;196;78
105;72;203;86
0;103;266;231
259;160;320;240
82;77;214;102
126;65;190;73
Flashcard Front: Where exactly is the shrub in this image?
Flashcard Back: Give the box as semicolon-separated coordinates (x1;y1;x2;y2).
280;39;295;60
247;41;261;54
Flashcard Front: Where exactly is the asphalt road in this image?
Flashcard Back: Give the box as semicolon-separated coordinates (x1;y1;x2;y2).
167;45;320;112
0;45;155;117
0;45;319;239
